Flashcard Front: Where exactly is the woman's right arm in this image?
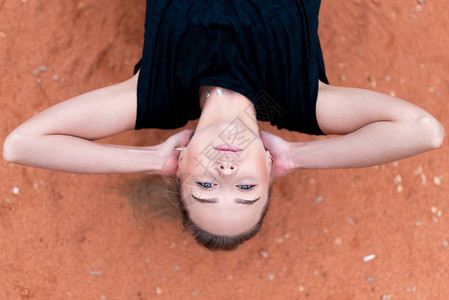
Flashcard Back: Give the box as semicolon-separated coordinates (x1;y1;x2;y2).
2;73;164;174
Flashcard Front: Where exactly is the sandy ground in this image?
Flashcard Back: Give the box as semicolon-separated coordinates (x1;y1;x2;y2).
1;0;449;299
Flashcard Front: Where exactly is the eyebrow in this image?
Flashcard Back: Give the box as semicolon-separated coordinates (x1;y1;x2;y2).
191;194;261;205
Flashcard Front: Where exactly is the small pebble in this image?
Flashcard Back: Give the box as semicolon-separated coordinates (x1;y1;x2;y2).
52;74;59;81
432;216;439;223
397;184;403;193
414;166;423;175
0;31;6;38
433;176;442;186
155;287;162;295
12;187;19;195
394;174;402;184
38;65;48;73
258;250;269;259
366;276;377;283
191;291;200;296
385;75;391;82
442;240;448;248
315;196;323;204
100;296;106;300
173;264;180;270
420;174;427;185
381;295;392;300
334;237;343;245
283;233;290;239
348;218;355;225
89;270;102;276
298;286;305;292
431;206;438;214
363;254;376;262
417;0;425;3
416;221;422;226
267;274;275;281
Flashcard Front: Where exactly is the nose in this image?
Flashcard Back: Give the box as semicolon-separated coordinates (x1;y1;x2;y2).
216;160;237;176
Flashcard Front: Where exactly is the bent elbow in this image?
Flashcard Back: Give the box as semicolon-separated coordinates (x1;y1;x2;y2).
419;115;445;150
3;132;22;163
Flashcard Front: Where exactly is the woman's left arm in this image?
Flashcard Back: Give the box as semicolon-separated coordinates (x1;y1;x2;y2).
290;81;444;170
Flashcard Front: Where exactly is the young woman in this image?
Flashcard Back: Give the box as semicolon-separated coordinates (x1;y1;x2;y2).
3;0;444;251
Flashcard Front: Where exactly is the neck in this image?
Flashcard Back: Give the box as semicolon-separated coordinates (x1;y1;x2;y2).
196;86;259;133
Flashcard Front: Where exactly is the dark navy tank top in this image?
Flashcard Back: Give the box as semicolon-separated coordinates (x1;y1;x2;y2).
134;0;329;135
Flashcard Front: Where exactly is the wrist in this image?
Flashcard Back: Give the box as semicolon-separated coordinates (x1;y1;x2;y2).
146;146;165;175
289;142;305;171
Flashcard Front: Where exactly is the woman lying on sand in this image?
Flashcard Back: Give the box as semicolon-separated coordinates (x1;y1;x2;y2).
3;0;444;250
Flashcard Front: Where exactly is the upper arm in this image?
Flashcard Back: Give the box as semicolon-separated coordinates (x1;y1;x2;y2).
315;81;435;135
11;73;139;140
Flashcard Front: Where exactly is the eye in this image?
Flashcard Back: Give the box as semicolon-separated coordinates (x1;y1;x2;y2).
238;184;257;190
196;182;216;189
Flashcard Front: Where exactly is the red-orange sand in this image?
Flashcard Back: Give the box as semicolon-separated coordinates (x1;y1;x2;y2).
1;0;448;299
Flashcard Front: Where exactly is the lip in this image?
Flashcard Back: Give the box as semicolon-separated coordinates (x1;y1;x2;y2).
214;144;242;152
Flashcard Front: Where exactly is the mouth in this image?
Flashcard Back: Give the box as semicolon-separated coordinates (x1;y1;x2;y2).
214;144;243;152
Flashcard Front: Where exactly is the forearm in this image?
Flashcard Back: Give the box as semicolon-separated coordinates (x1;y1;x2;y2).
3;133;162;174
291;118;443;170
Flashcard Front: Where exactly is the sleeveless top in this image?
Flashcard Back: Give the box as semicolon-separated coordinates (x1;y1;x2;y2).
134;0;329;135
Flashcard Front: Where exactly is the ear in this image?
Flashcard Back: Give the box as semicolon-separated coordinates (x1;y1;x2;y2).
176;150;184;178
178;148;185;162
265;150;273;162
